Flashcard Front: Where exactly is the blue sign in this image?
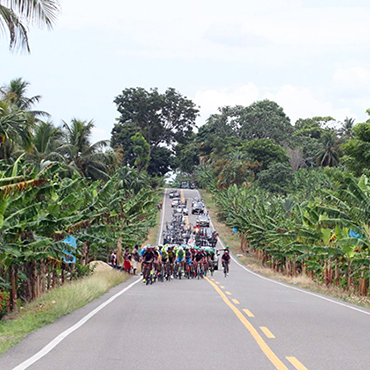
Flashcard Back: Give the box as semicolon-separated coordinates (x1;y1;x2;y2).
62;235;77;264
349;229;361;239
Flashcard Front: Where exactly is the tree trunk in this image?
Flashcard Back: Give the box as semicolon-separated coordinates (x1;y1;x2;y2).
117;237;123;266
335;259;339;286
9;265;18;311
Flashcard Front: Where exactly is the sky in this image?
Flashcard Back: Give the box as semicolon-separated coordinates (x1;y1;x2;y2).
1;0;370;143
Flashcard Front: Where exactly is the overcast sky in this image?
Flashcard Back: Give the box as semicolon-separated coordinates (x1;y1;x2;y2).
1;0;370;143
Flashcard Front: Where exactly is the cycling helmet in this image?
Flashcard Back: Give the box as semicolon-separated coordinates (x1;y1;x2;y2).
225;245;230;249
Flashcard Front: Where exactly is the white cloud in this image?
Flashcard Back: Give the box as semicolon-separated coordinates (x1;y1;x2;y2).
333;67;370;92
194;83;359;127
263;85;354;124
58;0;370;65
194;83;260;122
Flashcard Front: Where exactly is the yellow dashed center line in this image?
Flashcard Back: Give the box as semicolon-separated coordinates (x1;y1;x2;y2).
220;286;225;289
243;309;255;317
287;357;309;370
205;277;289;370
232;298;240;304
225;291;232;295
215;282;220;285
260;327;275;339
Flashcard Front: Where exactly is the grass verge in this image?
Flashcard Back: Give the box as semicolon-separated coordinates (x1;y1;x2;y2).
200;189;370;310
0;269;130;355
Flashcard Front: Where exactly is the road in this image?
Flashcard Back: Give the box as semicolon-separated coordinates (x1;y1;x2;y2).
2;188;370;369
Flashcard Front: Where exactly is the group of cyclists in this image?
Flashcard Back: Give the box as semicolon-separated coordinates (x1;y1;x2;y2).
140;243;231;285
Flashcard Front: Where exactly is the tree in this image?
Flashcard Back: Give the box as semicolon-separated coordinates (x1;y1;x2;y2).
238;100;293;144
131;133;150;172
28;120;65;164
315;130;340;167
111;87;199;175
198;100;293;147
175;140;199;174
0;0;60;52
59;119;115;180
0;99;32;161
257;162;294;194
147;146;175;177
338;117;355;139
241;138;289;172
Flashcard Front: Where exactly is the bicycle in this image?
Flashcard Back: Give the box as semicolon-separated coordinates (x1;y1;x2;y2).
222;261;229;278
143;262;153;285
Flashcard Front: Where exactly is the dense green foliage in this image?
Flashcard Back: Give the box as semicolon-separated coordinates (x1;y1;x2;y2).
111;87;199;176
0;79;160;316
190;100;370;296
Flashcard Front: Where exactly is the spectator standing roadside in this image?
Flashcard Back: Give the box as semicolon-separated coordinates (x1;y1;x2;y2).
110;249;118;268
123;247;131;273
131;245;140;275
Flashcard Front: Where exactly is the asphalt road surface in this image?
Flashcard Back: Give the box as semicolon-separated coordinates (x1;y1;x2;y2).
2;188;370;369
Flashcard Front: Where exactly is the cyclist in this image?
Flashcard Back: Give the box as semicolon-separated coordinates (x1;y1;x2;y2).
167;245;176;277
221;250;231;276
175;246;185;277
142;246;156;283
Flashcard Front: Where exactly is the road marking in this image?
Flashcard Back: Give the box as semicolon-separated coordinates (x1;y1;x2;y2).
232;298;240;304
216;281;220;285
205;277;289;370
200;186;370;319
225;291;232;295
287;357;309;370
220;285;225;289
260;327;275;339
13;277;143;370
243;309;255;317
180;189;185;203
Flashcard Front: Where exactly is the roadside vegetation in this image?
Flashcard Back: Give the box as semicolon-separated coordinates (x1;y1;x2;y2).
0;268;129;354
200;190;370;310
185;104;370;306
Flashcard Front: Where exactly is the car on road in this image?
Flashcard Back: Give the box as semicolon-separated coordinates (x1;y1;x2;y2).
192;202;204;214
169;190;175;198
176;204;188;215
171;198;181;207
196;214;210;227
192;197;203;207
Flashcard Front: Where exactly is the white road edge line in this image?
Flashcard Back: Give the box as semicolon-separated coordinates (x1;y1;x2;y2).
157;188;167;245
13;277;142;370
196;190;370;317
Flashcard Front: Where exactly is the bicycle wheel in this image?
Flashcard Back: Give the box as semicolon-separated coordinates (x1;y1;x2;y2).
145;267;150;285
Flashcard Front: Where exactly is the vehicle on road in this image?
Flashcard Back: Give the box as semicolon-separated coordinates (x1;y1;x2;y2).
192;202;205;214
196;214;210;227
176;203;189;215
171;198;181;207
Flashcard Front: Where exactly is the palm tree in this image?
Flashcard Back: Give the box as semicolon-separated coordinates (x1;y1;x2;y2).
59;119;116;180
0;0;60;52
338;117;355;139
316;130;340;167
0;78;50;122
0;99;32;161
28;121;65;165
